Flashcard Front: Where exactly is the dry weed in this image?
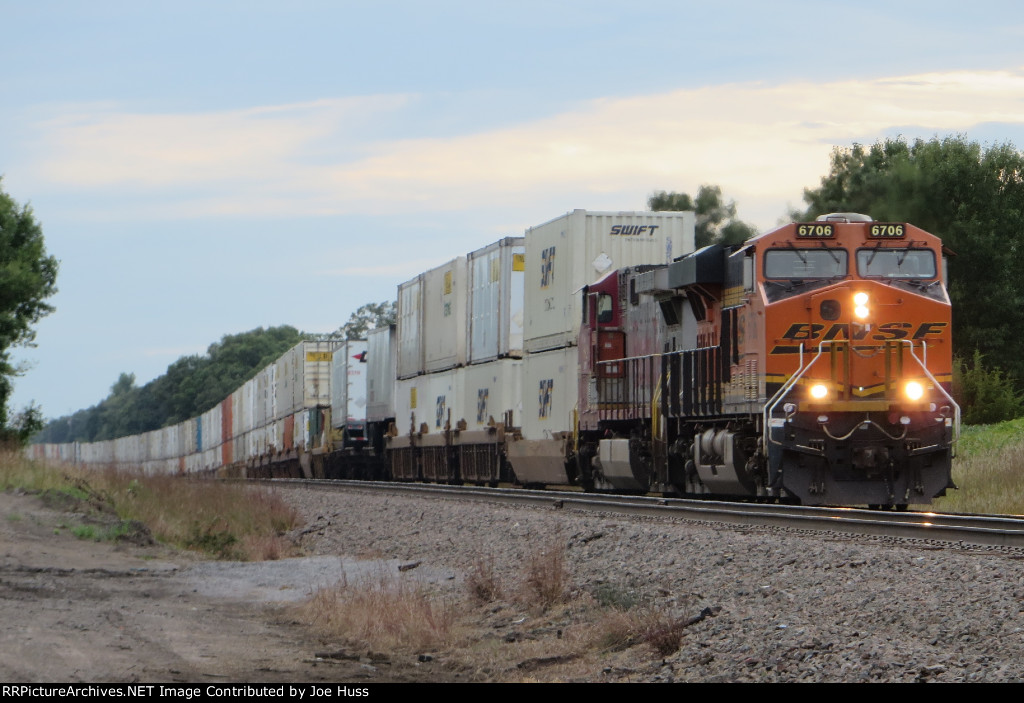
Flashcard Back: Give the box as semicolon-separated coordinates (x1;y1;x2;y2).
589;605;711;657
302;569;457;652
466;554;503;603
240;533;292;561
639;612;689;656
520;539;568;612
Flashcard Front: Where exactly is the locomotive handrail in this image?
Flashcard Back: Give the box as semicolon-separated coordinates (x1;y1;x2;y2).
902;339;961;446
763;342;812;449
596;346;722;420
763;338;960;450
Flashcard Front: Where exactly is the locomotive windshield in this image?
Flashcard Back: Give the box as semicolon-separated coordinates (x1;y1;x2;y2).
764;249;848;279
856;248;936;279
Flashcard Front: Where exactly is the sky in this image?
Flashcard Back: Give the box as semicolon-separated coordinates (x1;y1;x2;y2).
3;0;1024;420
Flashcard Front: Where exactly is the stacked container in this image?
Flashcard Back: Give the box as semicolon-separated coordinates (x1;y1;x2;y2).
331;340;369;435
274;341;337;419
457;359;522;429
393;370;461;436
468;237;525;364
423;257;467;373
366;326;396;426
523;210;695;353
397;257;468;378
396;276;423;380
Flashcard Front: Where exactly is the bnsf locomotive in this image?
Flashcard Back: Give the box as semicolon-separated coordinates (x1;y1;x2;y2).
29;212;958;509
575;213;957;507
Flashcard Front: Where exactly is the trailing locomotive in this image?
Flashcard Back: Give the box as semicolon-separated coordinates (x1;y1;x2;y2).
28;212;958;508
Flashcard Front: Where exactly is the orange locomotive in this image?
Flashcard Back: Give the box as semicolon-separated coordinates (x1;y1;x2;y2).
576;213;958;508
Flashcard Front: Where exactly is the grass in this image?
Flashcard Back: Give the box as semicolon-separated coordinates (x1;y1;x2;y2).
0;448;302;559
935;417;1024;515
302;569;459;653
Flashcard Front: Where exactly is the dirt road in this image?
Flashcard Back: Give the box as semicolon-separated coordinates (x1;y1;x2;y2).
0;490;447;683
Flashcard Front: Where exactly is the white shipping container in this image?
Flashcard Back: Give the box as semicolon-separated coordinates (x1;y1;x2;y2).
201;403;222;454
330;340;369;430
366;325;396;423
274;346;295;419
263;364;277;426
237;378;256;437
422;256;468;373
455;359;522;429
468;237;525;364
523;210;695;352
393;370;461;436
520;346;580;441
273;340;337;418
300;341;337;409
186;418;199;456
396;276;424;379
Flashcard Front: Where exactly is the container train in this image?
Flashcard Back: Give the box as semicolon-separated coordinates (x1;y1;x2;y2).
29;210;958;508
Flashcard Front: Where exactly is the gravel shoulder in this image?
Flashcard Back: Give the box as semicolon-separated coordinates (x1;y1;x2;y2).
3;484;1024;683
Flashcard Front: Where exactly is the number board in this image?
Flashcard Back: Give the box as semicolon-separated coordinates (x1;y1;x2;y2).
796;223;834;238
868;223;905;238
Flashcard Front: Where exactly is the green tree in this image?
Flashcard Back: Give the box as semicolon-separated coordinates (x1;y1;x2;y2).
798;136;1024;408
0;179;59;433
338;301;396;340
648;185;758;247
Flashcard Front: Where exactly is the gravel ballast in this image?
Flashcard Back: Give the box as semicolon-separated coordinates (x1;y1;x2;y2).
279;485;1024;683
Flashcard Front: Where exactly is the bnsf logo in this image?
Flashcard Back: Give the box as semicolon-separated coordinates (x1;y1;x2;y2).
610;225;660;236
782;322;947;341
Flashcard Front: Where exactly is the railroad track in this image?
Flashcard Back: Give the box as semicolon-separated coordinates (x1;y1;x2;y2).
264;479;1024;549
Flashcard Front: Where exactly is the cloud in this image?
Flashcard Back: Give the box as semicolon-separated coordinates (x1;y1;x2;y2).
34;95;412;188
27;68;1024;228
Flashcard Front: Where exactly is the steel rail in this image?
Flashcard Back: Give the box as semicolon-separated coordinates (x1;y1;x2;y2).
263;479;1024;549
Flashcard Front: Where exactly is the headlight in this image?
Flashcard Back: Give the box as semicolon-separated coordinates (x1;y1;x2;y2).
853;291;869;320
810;383;829;400
904;381;924;401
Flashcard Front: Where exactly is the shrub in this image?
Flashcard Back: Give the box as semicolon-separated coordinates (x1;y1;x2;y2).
953;350;1024;425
